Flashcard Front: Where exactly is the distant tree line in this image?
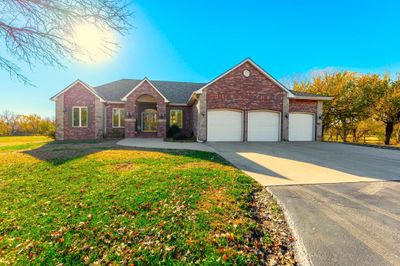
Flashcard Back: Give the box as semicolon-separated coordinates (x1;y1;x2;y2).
294;72;400;145
0;110;55;137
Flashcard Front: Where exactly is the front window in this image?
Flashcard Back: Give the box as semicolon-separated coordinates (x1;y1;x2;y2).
112;108;125;128
170;110;183;128
72;106;88;127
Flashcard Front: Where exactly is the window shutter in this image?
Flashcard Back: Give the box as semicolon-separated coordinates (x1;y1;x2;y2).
67;107;73;127
87;107;92;128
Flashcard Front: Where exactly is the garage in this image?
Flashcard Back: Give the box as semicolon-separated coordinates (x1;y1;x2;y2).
247;111;280;141
207;110;243;141
289;113;315;141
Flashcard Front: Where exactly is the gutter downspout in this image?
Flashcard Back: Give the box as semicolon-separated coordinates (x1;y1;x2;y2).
104;105;109;136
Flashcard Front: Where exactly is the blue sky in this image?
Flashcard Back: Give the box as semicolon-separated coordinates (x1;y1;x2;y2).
1;0;399;117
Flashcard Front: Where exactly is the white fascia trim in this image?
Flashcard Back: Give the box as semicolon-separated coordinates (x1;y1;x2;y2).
169;103;189;106
50;79;105;102
289;96;333;101
187;91;201;105
120;78;170;103
194;58;295;97
106;101;125;104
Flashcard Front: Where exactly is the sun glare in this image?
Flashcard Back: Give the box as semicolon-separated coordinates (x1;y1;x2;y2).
71;23;116;63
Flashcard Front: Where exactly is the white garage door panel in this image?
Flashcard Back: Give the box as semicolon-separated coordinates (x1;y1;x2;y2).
289;113;314;141
248;111;280;141
207;110;242;141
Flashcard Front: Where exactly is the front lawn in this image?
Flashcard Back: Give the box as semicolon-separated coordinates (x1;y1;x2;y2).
0;137;294;265
0;136;53;151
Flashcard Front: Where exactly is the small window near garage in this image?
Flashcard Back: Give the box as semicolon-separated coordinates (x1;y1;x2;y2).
112;108;125;128
72;106;88;127
170;110;183;128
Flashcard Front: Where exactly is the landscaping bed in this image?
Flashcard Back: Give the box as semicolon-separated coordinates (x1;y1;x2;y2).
0;137;296;265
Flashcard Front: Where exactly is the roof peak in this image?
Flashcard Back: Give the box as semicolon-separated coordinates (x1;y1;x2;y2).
119;78;206;84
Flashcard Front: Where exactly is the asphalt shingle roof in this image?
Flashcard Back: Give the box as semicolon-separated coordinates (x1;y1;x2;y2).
93;79;328;104
93;79;205;104
289;90;328;98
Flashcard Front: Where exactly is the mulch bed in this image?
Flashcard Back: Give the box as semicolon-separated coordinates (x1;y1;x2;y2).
252;188;297;265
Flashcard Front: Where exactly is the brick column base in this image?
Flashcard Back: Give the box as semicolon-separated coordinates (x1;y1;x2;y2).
125;119;136;138
157;119;166;138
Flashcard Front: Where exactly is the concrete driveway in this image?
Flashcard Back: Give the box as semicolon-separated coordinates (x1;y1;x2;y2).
207;142;400;186
208;142;400;265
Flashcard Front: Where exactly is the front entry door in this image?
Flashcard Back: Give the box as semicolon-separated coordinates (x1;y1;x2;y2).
142;110;157;132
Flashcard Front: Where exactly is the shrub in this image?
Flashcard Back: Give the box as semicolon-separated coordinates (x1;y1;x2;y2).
110;129;125;139
173;132;186;140
167;124;180;138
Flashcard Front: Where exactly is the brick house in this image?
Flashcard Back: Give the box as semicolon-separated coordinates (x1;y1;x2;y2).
51;58;332;142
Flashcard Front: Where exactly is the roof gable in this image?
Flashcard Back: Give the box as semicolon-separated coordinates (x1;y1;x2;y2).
50;80;105;102
92;79;204;104
195;58;295;97
121;78;169;102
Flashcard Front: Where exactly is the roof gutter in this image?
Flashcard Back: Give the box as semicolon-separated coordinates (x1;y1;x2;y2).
289;96;333;101
187;91;201;105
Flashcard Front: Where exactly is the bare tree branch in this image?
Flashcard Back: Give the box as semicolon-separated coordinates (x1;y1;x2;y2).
0;0;132;84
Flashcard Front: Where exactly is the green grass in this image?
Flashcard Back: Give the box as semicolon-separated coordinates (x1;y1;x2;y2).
324;135;400;148
0;136;53;152
0;136;52;144
0;137;268;264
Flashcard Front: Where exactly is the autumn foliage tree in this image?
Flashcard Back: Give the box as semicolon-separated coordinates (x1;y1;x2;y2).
0;110;55;137
293;72;400;145
373;77;400;144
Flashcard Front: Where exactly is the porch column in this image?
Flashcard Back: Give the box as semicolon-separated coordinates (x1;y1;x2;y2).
125;99;137;138
125;118;136;138
157;103;167;138
316;101;323;141
197;91;207;142
282;94;289;141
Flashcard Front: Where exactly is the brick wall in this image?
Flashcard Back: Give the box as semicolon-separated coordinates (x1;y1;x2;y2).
166;105;193;137
206;62;285;111
289;99;318;114
63;83;96;140
205;62;286;141
191;100;198;138
124;81;167;138
105;103;126;138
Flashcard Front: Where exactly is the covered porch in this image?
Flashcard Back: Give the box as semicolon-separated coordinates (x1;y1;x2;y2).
124;94;167;138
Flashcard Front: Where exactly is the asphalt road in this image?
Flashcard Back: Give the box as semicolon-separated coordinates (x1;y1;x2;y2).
208;142;400;265
270;181;400;266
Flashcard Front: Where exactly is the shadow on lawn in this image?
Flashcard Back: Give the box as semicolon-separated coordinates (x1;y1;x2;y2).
23;139;225;166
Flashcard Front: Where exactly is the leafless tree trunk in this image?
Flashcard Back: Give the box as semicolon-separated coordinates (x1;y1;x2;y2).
384;122;394;145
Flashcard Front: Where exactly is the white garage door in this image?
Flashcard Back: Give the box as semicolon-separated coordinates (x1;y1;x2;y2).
289;113;315;141
207;110;243;141
248;111;280;141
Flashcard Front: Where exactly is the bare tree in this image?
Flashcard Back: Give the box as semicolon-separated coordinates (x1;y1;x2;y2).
0;110;18;134
0;0;132;83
